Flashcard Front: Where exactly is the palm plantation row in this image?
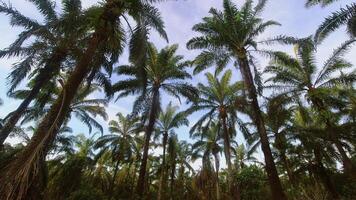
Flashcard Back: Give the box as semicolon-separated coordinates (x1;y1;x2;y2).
0;0;355;199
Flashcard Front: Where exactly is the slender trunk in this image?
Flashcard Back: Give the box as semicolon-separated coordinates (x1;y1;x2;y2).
313;148;340;199
0;18;109;199
0;50;66;146
109;159;120;200
213;153;220;200
221;115;240;200
236;50;287;200
158;131;168;200
221;115;232;172
136;86;160;197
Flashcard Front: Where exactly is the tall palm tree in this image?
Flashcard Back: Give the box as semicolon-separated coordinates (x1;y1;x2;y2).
186;0;287;198
265;38;356;173
186;70;245;198
113;43;197;196
0;0;87;144
305;0;356;42
94;113;141;200
0;1;167;199
191;122;223;200
155;102;189;200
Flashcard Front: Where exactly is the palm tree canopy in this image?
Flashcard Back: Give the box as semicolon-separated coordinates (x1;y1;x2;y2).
113;43;197;116
265;37;356;106
156;102;189;135
186;0;282;74
186;70;245;134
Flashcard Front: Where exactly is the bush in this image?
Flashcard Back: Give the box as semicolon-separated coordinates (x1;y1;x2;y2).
235;165;271;200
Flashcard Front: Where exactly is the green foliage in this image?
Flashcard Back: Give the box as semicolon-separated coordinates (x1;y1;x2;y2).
0;0;356;199
235;165;270;200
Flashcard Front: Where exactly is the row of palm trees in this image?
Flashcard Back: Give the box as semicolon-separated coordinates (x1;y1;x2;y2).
0;0;355;199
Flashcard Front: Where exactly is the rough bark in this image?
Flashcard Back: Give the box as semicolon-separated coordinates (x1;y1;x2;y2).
236;50;287;200
136;86;160;197
0;50;66;146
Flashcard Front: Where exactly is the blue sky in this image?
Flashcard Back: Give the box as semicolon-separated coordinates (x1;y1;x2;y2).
0;0;355;163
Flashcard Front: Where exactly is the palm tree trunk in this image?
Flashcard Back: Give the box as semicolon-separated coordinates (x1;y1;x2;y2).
158;131;168;200
0;23;108;200
221;115;240;200
213;153;220;200
0;50;66;147
236;51;287;200
136;86;160;197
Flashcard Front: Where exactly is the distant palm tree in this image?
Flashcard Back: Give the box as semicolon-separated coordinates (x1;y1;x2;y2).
186;70;246;198
191;122;222;200
187;1;287;198
166;135;194;198
0;0;87;144
265;37;356;173
94;113;142;200
155;102;189;200
113;43;197;196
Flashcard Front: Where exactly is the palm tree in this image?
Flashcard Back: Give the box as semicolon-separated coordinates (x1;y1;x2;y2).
291;105;340;199
186;70;245;198
166;135;194;198
0;1;167;199
191;122;223;200
113;43;197;196
94;113;142;199
265;38;356;173
0;0;87;144
305;0;356;42
155;102;189;200
186;0;287;198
